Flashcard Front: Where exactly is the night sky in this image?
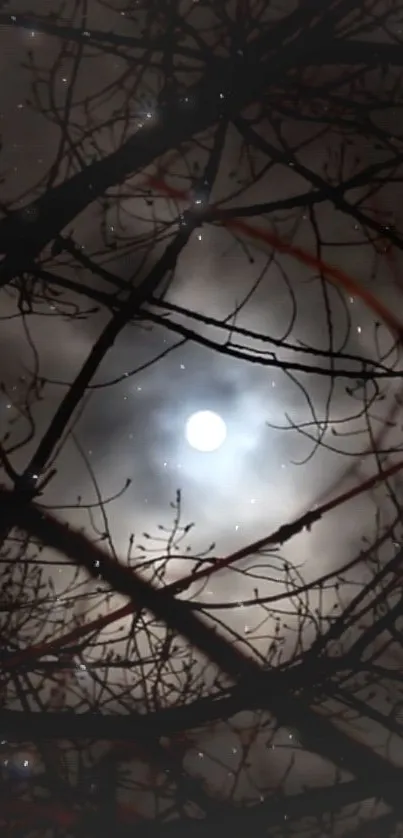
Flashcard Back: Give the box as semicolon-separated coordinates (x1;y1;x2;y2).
1;0;403;815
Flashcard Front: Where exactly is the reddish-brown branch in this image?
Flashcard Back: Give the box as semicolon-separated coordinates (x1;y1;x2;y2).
144;172;403;339
4;456;403;672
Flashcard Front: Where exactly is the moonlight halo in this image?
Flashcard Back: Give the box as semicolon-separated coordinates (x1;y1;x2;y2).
185;410;227;452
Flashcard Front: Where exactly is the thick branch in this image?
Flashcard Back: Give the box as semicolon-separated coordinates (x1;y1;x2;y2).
4;494;403;811
0;25;391;283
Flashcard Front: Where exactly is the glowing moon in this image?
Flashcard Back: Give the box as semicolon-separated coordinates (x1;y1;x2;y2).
185;411;227;452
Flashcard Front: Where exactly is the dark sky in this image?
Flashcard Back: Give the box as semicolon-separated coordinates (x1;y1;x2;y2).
1;0;403;807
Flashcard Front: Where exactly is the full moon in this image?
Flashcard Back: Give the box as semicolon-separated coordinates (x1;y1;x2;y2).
185;410;227;452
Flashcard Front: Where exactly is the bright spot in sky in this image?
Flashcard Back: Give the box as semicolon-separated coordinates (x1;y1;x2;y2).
185;411;227;452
